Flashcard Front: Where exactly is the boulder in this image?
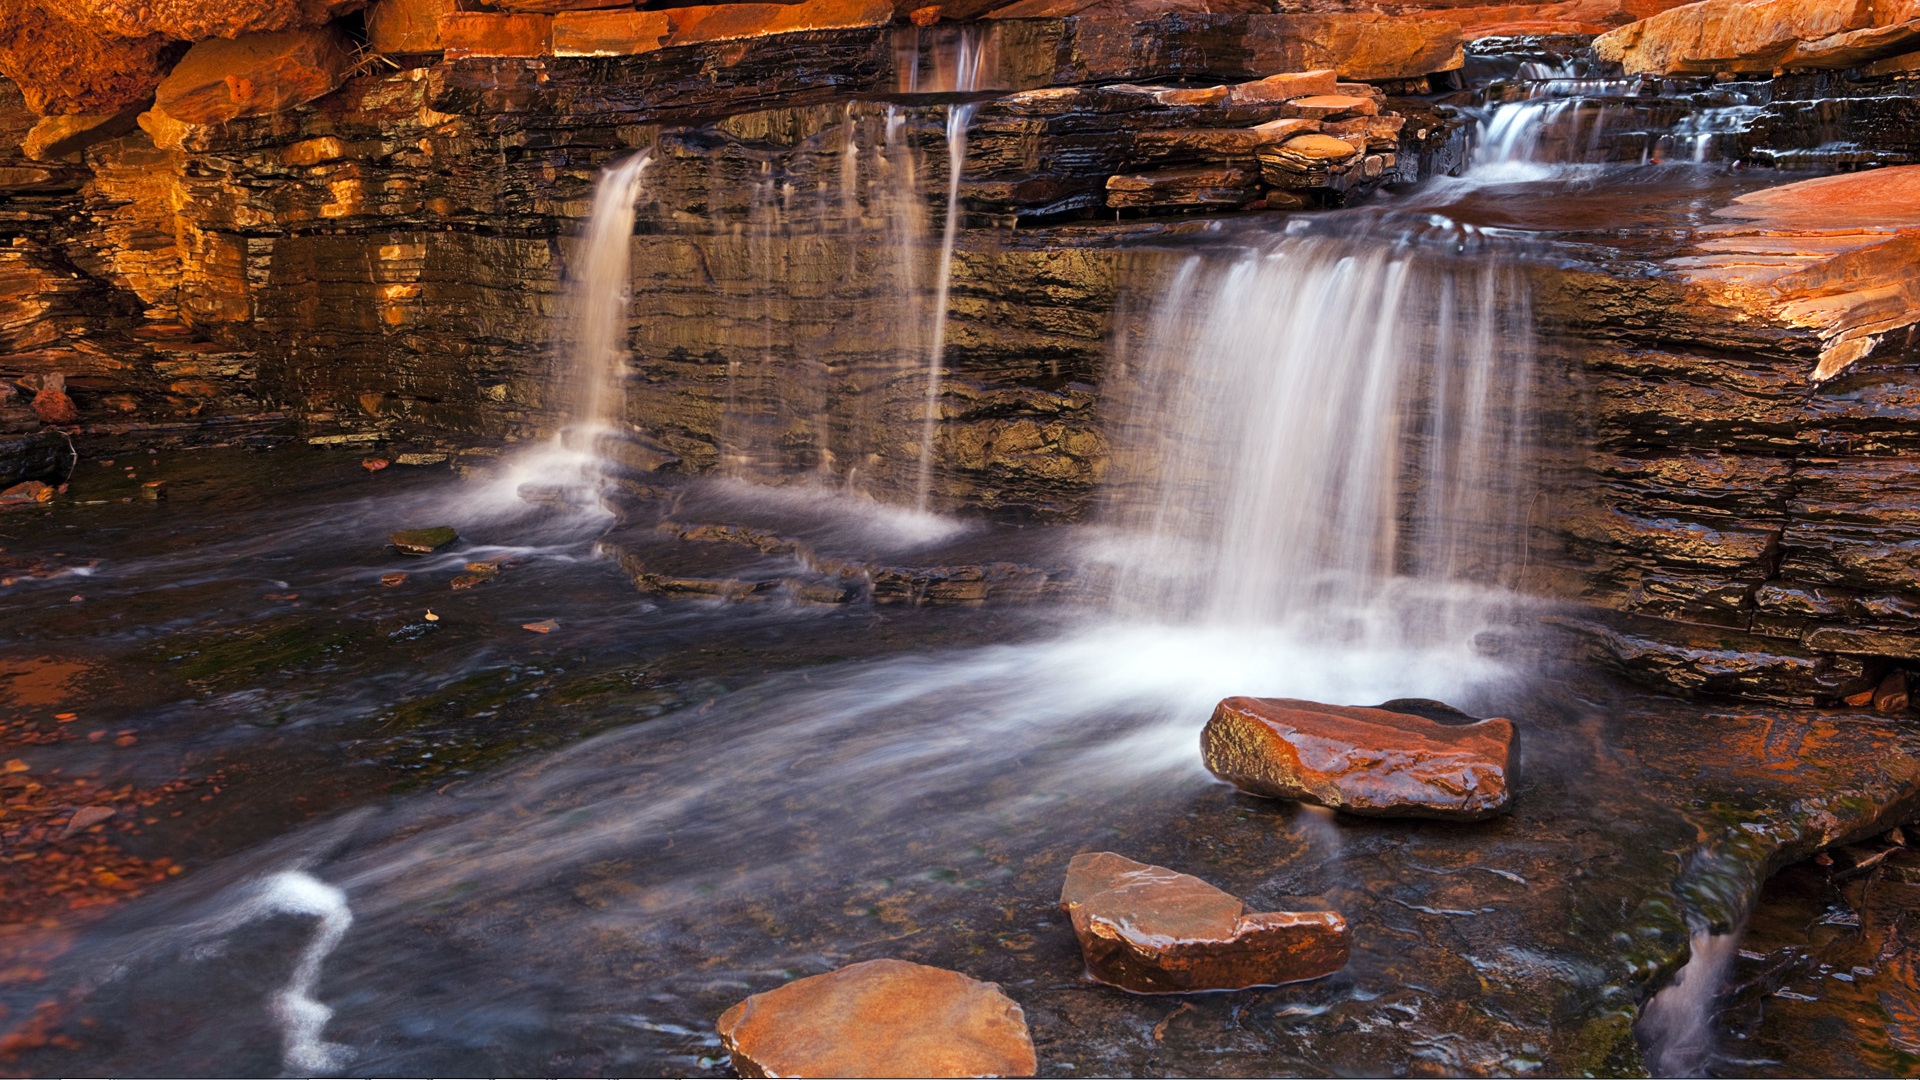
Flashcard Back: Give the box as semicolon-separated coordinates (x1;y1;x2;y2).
1594;0;1920;76
1201;697;1517;820
151;26;354;127
0;2;177;116
716;958;1037;1079
1059;852;1349;993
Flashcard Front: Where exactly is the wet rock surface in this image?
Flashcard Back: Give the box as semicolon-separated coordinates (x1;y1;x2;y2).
1201;696;1516;820
1059;851;1349;993
716;958;1037;1078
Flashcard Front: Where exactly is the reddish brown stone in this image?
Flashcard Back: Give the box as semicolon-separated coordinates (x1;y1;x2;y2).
1060;852;1349;994
67;0;369;41
152;27;353;126
1595;0;1920;75
366;0;457;54
552;9;672;57
0;2;176;116
1224;68;1337;106
31;388;77;424
1202;697;1516;820
441;12;554;58
664;0;895;47
716;959;1037;1079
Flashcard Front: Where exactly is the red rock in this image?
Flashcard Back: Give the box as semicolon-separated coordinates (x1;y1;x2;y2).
1413;0;1694;39
1242;13;1465;82
1202;697;1517;820
0;481;57;504
716;959;1037;1079
0;3;176;116
152;27;353;127
493;0;640;10
985;0;1265;18
1595;0;1920;76
1224;68;1338;106
31;388;77;424
552;9;673;57
1281;93;1379;120
1151;85;1230;107
1059;852;1349;994
66;0;369;41
1676;166;1920;382
441;12;553;58
366;0;458;54
664;0;895;47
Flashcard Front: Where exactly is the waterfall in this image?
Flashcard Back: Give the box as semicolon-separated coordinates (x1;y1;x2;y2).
914;28;990;512
1098;224;1537;647
558;152;650;445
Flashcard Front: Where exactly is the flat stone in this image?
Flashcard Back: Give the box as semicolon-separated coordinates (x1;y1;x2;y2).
441;12;554;58
1059;851;1349;993
1594;0;1920;75
1201;696;1517;820
366;0;457;54
1270;132;1360;161
552;9;673;56
1280;93;1379;121
663;0;895;47
1105;166;1260;209
389;525;458;554
1223;68;1337;106
716;958;1037;1079
152;27;354;127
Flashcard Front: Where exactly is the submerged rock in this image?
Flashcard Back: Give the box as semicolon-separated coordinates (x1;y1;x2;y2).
1201;696;1516;820
1059;851;1349;993
389;525;458;554
716;958;1037;1079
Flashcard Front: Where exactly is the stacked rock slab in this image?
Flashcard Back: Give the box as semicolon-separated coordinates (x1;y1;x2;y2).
1059;851;1350;993
1595;0;1920;76
716;958;1038;1078
1201;697;1517;820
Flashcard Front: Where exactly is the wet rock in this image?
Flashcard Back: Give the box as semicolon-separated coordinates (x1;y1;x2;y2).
1059;851;1349;994
389;525;458;554
716;958;1037;1079
1595;0;1920;76
1105;166;1260;209
1201;696;1516;820
0;480;57;506
149;26;355;128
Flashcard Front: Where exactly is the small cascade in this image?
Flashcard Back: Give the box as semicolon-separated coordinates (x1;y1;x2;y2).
1098;220;1538;649
914;26;992;512
1638;929;1743;1077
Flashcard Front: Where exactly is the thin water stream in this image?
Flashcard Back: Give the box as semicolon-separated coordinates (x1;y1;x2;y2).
0;56;1889;1078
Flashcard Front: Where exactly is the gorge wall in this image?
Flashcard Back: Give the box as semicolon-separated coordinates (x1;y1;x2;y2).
8;0;1920;705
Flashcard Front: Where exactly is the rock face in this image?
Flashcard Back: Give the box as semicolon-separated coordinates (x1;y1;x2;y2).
66;0;369;42
1059;851;1349;993
0;4;180;116
1595;0;1920;76
1201;697;1517;820
716;958;1038;1079
1675;165;1920;382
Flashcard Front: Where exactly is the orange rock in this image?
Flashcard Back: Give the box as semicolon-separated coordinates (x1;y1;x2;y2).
1412;0;1695;39
366;0;458;54
1595;0;1920;75
911;4;943;24
1243;13;1465;81
1151;85;1230;107
664;0;895;47
153;26;354;126
442;12;554;58
31;389;77;424
1060;852;1349;994
1202;697;1517;820
552;9;673;57
1224;68;1338;106
0;2;177;116
716;959;1037;1079
21;108;143;159
1280;93;1379;120
1875;670;1910;712
65;0;370;41
985;0;1265;17
1676;166;1920;381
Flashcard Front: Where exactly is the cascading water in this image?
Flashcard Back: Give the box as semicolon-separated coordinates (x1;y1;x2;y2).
1098;224;1537;651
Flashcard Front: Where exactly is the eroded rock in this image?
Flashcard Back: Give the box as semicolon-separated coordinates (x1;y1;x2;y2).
1059;851;1349;993
0;3;178;116
150;26;354;127
1595;0;1920;76
1201;696;1516;820
716;958;1037;1079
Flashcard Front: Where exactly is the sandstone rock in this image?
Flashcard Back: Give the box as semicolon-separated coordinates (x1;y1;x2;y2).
1201;696;1517;820
0;3;177;116
21;108;142;159
1281;93;1378;121
1594;0;1920;76
553;9;673;56
1674;165;1920;382
985;0;1265;17
716;958;1037;1079
390;525;458;553
1151;85;1229;106
153;27;354;127
1240;13;1465;81
442;12;554;58
367;0;457;54
664;0;896;48
1059;851;1349;994
1106;165;1260;208
1250;116;1322;143
65;0;369;42
1416;0;1694;38
1223;68;1337;106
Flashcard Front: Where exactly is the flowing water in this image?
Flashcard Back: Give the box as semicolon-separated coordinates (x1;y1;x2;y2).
0;54;1875;1079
